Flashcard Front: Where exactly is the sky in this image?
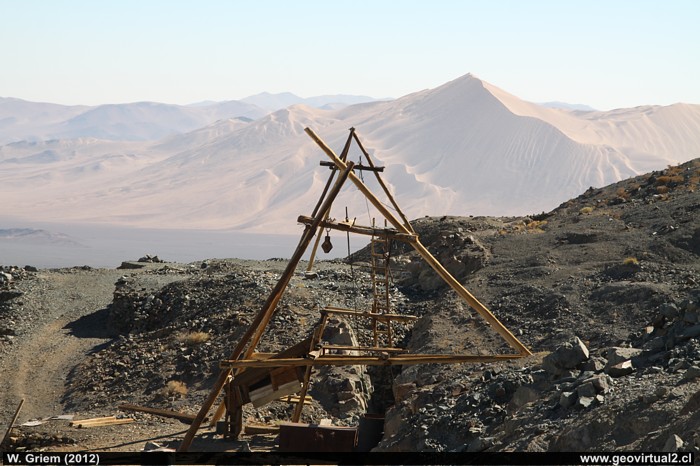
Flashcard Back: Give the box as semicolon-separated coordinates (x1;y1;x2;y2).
1;0;698;110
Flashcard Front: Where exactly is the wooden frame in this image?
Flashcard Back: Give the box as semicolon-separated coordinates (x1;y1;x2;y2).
177;129;531;451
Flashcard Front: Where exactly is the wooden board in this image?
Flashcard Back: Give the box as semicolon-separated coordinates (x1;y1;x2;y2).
118;404;197;423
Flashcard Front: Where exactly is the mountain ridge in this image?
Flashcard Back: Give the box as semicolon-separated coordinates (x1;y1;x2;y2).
1;73;698;233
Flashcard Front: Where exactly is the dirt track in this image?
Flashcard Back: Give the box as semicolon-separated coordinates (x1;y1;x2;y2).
0;267;195;451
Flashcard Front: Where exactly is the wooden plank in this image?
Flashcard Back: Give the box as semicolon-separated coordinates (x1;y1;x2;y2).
1;399;24;447
231;337;312;388
278;395;312;405
320;161;384;172
320;345;407;353
251;381;302;408
244;424;280;435
321;306;418;322
69;416;116;426
297;215;415;242
118;404;197;423
71;418;134;428
222;353;524;368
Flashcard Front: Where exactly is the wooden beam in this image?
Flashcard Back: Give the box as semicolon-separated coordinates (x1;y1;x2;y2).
222;353;524;368
320;345;407;353
70;417;135;428
297;215;415;242
118;404;197;424
305;129;354;274
1;399;24;448
320;161;384;172
69;416;116;426
407;237;532;356
305;128;412;236
178;162;355;452
351;130;415;234
320;306;418;322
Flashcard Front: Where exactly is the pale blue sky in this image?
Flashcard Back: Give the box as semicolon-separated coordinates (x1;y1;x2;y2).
1;0;698;109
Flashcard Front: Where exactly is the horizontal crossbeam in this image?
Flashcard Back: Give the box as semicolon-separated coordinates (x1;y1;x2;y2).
221;354;524;369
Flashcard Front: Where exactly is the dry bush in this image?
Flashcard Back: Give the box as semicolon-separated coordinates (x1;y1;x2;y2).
615;187;630;200
162;380;188;398
656;175;672;185
666;164;683;175
623;257;639;266
526;220;548;233
656;185;670;194
579;206;594;215
177;331;211;346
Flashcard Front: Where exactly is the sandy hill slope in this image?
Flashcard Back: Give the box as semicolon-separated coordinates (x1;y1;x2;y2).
0;74;698;233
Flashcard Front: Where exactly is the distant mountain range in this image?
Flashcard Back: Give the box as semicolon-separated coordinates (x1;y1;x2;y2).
0;93;384;143
1;73;699;234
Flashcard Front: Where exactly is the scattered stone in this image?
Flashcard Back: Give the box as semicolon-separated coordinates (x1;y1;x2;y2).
605;347;642;369
581;357;606;372
559;391;577;409
576;382;597;398
576;396;595;409
659;303;680;319
542;337;590;376
606;360;635;377
682;366;700;382
663;434;684;452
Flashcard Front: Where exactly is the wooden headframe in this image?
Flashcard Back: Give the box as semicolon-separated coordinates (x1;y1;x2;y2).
178;128;531;451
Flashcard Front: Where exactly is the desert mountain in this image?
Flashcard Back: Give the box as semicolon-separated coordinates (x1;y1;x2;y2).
241;92;384;111
1;74;699;233
0;98;267;143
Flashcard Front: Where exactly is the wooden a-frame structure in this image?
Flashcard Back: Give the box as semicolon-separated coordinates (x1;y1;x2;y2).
178;128;531;451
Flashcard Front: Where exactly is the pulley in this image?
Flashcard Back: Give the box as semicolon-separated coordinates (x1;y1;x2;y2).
321;228;333;253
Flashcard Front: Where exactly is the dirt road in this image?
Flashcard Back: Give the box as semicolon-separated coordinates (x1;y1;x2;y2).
0;266;195;451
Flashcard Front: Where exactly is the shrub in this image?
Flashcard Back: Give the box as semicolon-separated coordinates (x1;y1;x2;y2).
623;257;639;266
526;220;548;233
615;187;630;200
656;185;670;194
579;206;594;215
177;331;211;346
162;380;188;398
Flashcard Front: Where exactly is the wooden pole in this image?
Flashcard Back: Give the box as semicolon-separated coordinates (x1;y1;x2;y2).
1;398;24;448
305;127;530;356
306;129;355;274
291;313;328;423
305;128;411;236
178;162;355;452
351;130;415;234
408;237;531;356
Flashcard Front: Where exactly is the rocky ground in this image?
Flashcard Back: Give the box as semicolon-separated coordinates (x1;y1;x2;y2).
0;158;698;453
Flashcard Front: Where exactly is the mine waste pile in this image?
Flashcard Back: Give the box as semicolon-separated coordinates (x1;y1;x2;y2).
0;158;699;453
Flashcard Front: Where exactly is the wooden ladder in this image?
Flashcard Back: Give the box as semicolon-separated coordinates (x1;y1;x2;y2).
370;233;392;346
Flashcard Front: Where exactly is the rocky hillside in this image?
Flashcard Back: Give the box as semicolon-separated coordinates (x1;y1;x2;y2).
1;158;698;452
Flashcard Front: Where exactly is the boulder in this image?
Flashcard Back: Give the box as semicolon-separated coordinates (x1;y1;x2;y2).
606;360;635;377
663;434;684;452
542;337;590;376
559;391;577;408
604;347;643;375
682;366;700;382
576;382;597;398
577;396;595;409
